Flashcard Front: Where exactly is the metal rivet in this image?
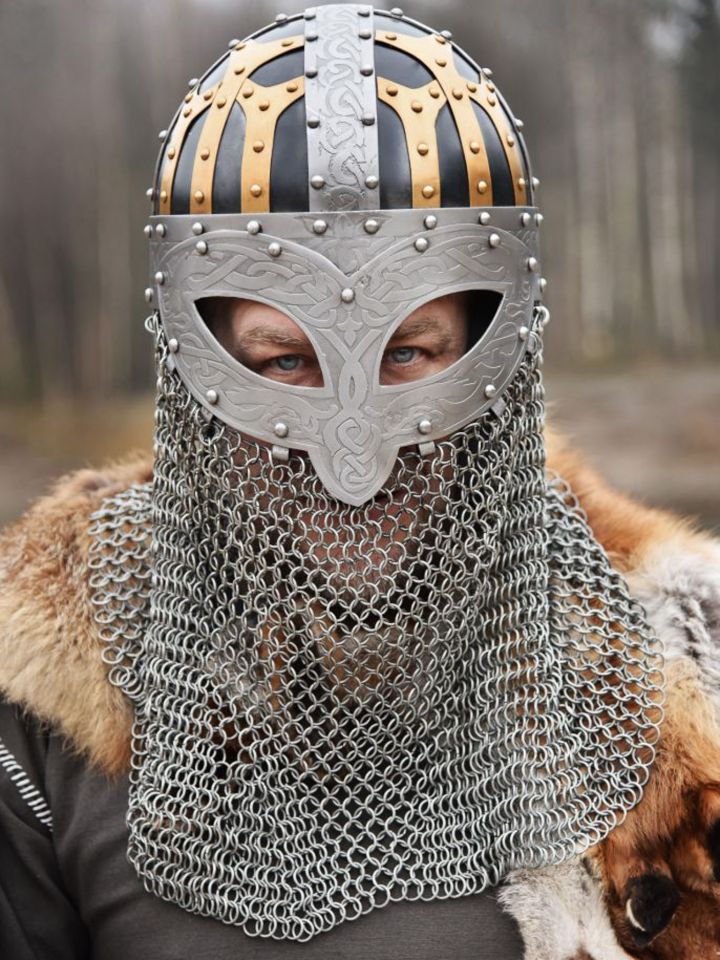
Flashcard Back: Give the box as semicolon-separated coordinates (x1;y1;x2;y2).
268;242;282;257
441;29;453;39
274;421;289;438
154;271;165;284
386;83;399;96
304;9;316;18
360;65;373;76
518;326;529;341
234;65;246;75
364;218;380;234
469;140;481;154
484;383;497;399
418;418;432;435
200;147;210;160
246;220;262;235
539;277;548;292
194;189;205;203
361;114;375;126
206;389;219;404
281;37;293;46
424;214;438;230
228;38;240;48
359;28;371;39
535;213;544;226
429;86;440;98
154;224;166;237
488;233;500;248
253;140;265;153
168;338;179;353
143;225;153;238
358;7;371;15
259;99;270;111
518;177;526;189
159;190;168;201
307;30;318;41
520;212;532;226
144;288;154;303
250;184;263;197
467;81;478;92
158;129;168;140
276;13;289;22
167;147;176;160
483;67;493;78
515;118;524;129
477;180;488;194
479;211;491;224
386;32;398;41
390;7;404;16
188;78;199;88
192;222;204;236
507;134;515;147
307;116;320;128
411;100;423;113
242;86;254;98
310;174;325;190
532;176;540;189
312;219;328;234
435;34;446;44
216;96;227;108
305;67;318;78
435;57;447;67
417;142;429;155
203;90;213;100
365;174;379;189
286;81;298;93
195;240;208;255
146;188;154;199
452;87;463;100
487;94;497;106
341;288;355;303
414;237;429;252
422;184;435;199
527;257;538;272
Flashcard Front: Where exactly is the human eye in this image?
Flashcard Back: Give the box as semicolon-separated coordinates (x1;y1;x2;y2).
385;346;423;366
269;354;303;372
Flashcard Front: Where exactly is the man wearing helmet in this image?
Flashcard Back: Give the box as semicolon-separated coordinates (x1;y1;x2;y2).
2;6;720;959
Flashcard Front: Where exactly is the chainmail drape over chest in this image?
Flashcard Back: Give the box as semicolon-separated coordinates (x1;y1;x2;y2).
88;317;664;942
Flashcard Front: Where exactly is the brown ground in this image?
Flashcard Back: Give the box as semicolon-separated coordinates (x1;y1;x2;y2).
1;363;718;531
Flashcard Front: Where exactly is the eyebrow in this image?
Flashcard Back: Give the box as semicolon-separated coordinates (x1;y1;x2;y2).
234;326;312;350
233;314;453;352
390;314;453;347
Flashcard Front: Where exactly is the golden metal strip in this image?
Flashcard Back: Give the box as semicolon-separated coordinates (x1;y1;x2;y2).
376;31;523;206
189;36;305;215
158;87;218;214
377;78;446;208
240;77;305;212
468;83;526;204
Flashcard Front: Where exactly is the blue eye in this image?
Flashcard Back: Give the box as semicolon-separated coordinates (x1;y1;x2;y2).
387;346;417;364
274;355;301;371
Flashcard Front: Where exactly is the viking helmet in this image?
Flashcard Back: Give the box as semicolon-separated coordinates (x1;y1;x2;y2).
146;3;543;505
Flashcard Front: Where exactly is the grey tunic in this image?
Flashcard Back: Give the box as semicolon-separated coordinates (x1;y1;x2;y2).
0;699;524;960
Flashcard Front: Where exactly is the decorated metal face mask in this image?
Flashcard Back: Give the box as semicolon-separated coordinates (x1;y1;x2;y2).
146;3;543;505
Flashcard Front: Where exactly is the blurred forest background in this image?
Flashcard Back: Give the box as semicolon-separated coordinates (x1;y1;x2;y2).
0;0;718;526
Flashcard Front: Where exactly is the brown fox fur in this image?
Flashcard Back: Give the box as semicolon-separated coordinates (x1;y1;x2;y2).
1;431;720;956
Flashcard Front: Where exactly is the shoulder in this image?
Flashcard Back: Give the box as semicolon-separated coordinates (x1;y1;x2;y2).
0;456;152;777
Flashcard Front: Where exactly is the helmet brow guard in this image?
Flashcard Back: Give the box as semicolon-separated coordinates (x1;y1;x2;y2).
146;4;545;505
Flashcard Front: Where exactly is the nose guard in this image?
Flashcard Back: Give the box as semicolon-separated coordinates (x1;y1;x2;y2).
150;211;542;505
